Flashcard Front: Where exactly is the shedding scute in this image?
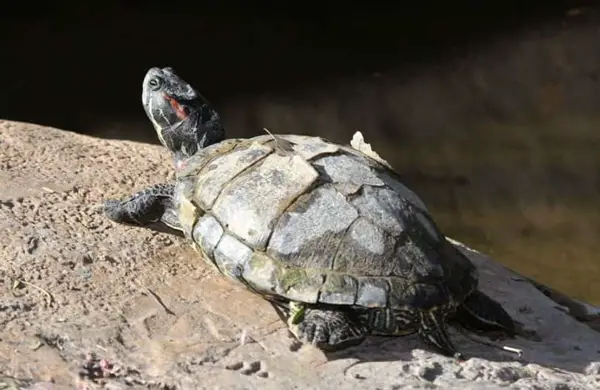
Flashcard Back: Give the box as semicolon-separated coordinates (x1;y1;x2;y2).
278;134;340;160
247;134;339;160
213;234;253;280
176;139;239;178
267;185;358;270
313;153;385;187
333;182;363;196
212;153;319;250
195;143;273;209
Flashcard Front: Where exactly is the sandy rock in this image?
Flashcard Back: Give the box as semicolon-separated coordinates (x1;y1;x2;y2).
1;121;599;390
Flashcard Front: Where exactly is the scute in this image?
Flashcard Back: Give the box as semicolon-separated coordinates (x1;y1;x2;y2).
356;277;390;307
394;283;448;310
242;253;358;305
191;214;224;258
242;252;281;295
174;177;202;239
267;185;358;270
351;185;408;237
277;268;326;303
195;143;273;209
276;134;340;160
333;182;363;196
237;134;340;160
395;198;444;245
332;218;397;276
319;274;358;305
212;153;319;250
395;239;445;281
176;139;240;178
214;234;253;280
313;153;385;188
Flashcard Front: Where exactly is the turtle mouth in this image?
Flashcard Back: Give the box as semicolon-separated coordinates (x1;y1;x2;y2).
163;93;190;120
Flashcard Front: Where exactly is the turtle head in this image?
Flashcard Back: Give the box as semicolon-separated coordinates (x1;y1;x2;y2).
142;66;225;162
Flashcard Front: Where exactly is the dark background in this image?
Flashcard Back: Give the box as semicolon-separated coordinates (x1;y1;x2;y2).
2;1;600;304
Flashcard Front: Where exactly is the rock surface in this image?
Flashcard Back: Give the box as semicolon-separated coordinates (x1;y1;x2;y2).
1;120;599;390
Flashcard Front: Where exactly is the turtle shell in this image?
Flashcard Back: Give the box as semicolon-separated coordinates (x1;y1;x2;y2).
174;134;478;310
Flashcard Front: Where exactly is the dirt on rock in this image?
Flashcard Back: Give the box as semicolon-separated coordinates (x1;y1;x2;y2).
1;120;599;390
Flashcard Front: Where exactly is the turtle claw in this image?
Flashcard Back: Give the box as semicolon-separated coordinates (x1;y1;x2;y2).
297;318;330;345
289;308;368;352
103;199;124;221
453;352;466;362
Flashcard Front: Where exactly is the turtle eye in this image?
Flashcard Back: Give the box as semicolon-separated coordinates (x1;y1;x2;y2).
148;77;162;90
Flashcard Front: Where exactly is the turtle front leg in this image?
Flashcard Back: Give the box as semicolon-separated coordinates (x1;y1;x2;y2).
103;182;183;237
418;310;464;360
287;302;368;352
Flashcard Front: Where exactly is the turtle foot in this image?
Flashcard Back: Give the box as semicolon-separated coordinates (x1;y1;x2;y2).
418;310;464;359
289;308;368;352
103;183;182;236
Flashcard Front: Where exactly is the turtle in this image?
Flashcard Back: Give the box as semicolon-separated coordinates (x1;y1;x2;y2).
104;66;516;359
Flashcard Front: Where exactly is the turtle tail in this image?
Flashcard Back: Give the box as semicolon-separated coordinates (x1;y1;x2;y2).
455;289;516;336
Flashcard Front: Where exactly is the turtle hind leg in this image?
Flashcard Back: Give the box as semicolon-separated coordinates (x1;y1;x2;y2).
104;182;183;236
288;306;368;352
418;310;464;360
455;290;516;336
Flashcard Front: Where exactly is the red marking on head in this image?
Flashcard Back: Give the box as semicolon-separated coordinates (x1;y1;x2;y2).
163;93;189;120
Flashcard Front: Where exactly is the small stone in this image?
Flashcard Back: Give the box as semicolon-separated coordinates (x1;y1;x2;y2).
494;366;528;382
585;361;600;375
417;362;443;382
